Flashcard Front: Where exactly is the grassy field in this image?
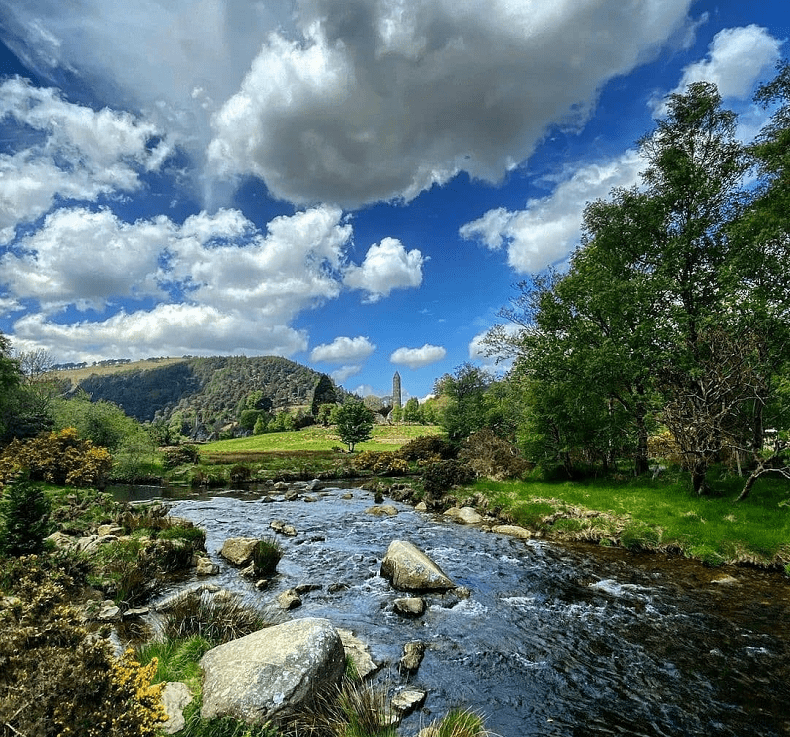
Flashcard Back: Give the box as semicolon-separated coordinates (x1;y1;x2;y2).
203;423;442;454
52;356;186;382
466;472;790;567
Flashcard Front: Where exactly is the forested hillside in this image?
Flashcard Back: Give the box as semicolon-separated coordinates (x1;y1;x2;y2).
58;356;339;440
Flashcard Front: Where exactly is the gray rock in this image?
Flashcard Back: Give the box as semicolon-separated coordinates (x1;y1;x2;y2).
443;506;484;525
492;524;533;540
399;641;425;674
393;597;426;617
200;617;345;723
271;519;298;536
97;524;124;536
277;589;302;610
338;629;378;679
391;687;427;715
366;504;398;517
195;555;220;575
161;682;192;734
380;540;455;592
220;537;259;566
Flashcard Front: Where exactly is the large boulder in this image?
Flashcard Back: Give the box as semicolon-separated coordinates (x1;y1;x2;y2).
380;540;456;592
200;617;345;724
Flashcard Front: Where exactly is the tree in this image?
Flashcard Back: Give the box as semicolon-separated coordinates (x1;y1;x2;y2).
434;363;491;442
402;397;422;424
333;399;375;452
311;374;337;417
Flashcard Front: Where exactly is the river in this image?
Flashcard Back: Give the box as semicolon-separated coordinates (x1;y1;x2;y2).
120;483;790;736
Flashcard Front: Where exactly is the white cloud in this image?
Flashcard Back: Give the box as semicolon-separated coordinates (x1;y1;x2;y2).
310;336;376;363
0;77;169;243
460;150;645;273
344;237;424;302
330;365;363;384
1;204;411;361
390;344;446;369
673;25;781;100
1;0;695;208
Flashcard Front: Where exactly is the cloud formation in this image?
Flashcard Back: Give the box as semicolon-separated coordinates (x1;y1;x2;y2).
1;0;695;207
460;150;645;273
310;335;376;363
1;203;419;362
0;77;169;244
344;237;424;302
390;344;446;369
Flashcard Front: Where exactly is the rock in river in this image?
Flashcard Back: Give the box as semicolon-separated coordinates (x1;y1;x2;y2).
380;539;456;592
200;617;345;723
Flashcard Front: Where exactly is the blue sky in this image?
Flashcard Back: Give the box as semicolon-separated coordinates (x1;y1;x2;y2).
0;1;786;400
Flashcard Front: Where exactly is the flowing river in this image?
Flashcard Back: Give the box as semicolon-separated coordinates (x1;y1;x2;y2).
122;483;790;736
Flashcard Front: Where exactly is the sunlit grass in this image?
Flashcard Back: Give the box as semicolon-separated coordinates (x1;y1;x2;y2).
471;470;790;565
203;424;443;454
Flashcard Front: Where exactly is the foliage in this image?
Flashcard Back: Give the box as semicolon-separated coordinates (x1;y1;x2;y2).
312;373;338;416
352;451;410;475
458;428;533;481
0;427;113;489
163;444;201;468
434;363;493;442
397;434;457;462
421;459;476;495
333;399;376;452
160;590;275;644
0;558;166;737
252;537;283;576
52;392;146;451
0;478;51;556
422;707;490;737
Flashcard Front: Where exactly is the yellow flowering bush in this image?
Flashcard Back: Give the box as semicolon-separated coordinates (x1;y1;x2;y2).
0;427;112;488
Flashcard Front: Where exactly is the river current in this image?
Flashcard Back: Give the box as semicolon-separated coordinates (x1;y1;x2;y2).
128;483;790;736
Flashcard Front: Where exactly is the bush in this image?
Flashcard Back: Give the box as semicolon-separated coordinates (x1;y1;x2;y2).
459;429;533;481
252;537;283;576
163;444;201;469
0;559;166;737
160;591;275;644
229;463;252;483
397;435;457;462
421;460;475;495
353;451;410;476
0;428;112;488
0;479;51;556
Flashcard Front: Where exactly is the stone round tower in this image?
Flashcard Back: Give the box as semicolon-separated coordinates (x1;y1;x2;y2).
392;371;402;409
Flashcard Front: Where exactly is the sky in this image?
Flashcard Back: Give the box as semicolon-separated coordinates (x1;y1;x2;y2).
0;1;787;401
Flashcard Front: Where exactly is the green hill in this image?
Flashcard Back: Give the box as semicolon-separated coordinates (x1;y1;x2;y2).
57;356;342;440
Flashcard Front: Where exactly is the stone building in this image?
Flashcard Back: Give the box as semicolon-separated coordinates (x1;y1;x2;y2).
392;371;402;410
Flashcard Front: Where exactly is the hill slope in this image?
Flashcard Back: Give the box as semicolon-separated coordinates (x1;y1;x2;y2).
58;356;341;440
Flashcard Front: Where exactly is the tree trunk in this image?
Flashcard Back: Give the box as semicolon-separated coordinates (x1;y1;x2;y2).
691;459;709;495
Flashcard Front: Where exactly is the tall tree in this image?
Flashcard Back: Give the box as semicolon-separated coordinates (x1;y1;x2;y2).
333;398;375;452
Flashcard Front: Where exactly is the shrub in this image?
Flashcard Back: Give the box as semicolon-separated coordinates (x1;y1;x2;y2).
163;444;201;469
252;537;283;576
422;707;490;737
0;478;51;556
0;428;112;488
459;429;533;481
397;435;457;462
421;460;475;495
161;591;275;644
0;560;166;737
353;451;410;476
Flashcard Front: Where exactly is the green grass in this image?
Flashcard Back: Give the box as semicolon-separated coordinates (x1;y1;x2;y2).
204;424;443;454
469;470;790;566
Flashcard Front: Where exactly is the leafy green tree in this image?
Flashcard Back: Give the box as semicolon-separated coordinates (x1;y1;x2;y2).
434;363;491;442
334;399;375;452
53;392;143;452
311;374;337;417
316;402;335;426
402;397;422;424
253;415;267;435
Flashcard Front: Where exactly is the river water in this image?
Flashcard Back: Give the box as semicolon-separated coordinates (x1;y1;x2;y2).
129;483;790;736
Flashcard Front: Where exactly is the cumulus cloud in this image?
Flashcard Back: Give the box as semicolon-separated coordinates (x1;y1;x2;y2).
1;0;695;207
390;344;446;369
310;336;376;363
344;237;424;302
0;77;169;243
330;365;363;384
460;150;645;273
672;25;781;100
1;204;410;360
